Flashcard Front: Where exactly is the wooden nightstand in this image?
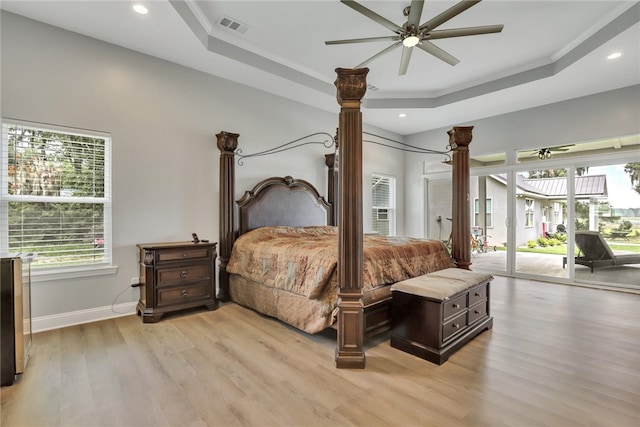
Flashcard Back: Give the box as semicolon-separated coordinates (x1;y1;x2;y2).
136;241;218;323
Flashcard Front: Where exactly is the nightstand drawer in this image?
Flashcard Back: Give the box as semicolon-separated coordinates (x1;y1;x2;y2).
157;247;211;263
156;282;212;307
157;265;210;286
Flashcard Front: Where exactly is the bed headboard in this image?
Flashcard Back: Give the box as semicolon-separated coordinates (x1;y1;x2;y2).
236;175;333;235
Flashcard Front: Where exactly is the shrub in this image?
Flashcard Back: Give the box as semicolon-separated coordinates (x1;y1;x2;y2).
527;240;537;248
537;237;549;247
619;220;633;231
548;238;562;246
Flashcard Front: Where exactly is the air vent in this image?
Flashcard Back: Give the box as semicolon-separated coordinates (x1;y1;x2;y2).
218;16;249;34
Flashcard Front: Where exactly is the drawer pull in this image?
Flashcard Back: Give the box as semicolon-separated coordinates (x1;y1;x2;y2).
452;323;460;329
180;270;188;279
183;253;188;257
474;309;481;314
474;292;481;297
181;289;189;297
452;303;460;309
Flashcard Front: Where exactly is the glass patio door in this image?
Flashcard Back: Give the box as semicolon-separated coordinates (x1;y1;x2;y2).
513;167;570;280
572;163;640;289
468;173;507;273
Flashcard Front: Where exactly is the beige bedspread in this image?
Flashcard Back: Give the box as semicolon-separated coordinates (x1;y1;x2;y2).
226;226;455;333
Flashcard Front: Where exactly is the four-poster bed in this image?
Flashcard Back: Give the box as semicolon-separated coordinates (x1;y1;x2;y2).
217;68;473;369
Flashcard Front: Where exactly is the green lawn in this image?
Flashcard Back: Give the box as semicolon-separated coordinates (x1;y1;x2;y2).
514;242;640;255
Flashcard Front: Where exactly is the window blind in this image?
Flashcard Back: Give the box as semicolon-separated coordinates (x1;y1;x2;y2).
371;174;396;236
1;120;112;269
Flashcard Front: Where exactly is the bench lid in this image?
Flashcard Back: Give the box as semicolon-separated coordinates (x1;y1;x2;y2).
391;268;493;300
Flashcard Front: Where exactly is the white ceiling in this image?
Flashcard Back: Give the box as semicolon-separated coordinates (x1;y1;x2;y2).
2;0;639;136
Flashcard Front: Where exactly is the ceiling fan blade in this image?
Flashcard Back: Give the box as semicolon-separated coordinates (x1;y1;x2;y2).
406;0;425;28
355;41;402;68
550;145;575;151
325;36;399;45
426;24;504;40
417;41;460;66
419;0;481;32
340;0;402;33
399;46;414;76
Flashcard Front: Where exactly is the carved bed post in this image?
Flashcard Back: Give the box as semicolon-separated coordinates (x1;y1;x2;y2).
334;68;368;369
448;126;473;270
324;153;337;226
217;131;239;301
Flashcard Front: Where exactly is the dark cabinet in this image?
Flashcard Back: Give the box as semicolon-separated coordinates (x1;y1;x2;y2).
136;242;217;323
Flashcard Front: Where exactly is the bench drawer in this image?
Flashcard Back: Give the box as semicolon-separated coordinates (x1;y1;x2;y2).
443;294;467;319
443;312;468;341
468;300;488;325
469;284;488;306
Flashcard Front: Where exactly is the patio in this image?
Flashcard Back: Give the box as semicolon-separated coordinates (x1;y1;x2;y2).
469;250;640;288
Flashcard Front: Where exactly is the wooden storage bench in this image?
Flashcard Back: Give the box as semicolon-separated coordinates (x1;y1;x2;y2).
390;268;493;365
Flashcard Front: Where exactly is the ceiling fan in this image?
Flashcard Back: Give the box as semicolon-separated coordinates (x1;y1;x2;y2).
325;0;504;75
535;145;575;160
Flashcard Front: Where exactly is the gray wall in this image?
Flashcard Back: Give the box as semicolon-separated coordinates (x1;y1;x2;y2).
1;12;404;322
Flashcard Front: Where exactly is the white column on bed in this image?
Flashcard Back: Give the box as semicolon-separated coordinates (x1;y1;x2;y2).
334;68;368;369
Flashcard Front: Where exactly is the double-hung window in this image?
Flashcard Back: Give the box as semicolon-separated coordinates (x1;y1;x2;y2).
371;173;396;236
473;198;493;228
1;120;112;272
525;198;535;228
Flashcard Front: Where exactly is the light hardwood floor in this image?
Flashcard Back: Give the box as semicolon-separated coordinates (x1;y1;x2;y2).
2;276;639;427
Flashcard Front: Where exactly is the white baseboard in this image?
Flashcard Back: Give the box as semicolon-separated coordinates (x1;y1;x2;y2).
32;302;138;333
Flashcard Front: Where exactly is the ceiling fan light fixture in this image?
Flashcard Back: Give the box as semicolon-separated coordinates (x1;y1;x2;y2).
402;35;420;47
538;148;551;160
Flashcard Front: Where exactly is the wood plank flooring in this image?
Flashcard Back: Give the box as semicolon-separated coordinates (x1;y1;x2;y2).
2;276;639;426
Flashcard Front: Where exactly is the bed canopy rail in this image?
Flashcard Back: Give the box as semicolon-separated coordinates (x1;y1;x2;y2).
233;132;336;166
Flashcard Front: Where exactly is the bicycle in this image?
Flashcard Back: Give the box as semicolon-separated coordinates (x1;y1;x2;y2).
439;217;453;254
471;227;498;254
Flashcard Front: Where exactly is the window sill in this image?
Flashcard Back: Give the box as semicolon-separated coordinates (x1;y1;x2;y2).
31;264;118;283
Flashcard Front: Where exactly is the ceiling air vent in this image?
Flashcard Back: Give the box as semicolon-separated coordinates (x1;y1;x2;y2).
218;16;249;34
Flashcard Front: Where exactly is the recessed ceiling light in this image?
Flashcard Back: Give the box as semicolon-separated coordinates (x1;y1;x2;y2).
398;113;407;118
133;4;148;15
607;52;622;60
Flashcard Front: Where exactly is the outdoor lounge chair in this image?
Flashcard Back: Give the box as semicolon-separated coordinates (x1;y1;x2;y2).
562;231;640;272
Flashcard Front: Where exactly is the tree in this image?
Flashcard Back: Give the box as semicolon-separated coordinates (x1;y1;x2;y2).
624;163;640;194
6;125;106;264
527;167;588;178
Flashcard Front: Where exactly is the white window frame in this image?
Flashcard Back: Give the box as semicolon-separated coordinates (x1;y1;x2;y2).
1;119;116;280
553;202;562;225
473;197;493;229
525;198;535;228
371;173;396;236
